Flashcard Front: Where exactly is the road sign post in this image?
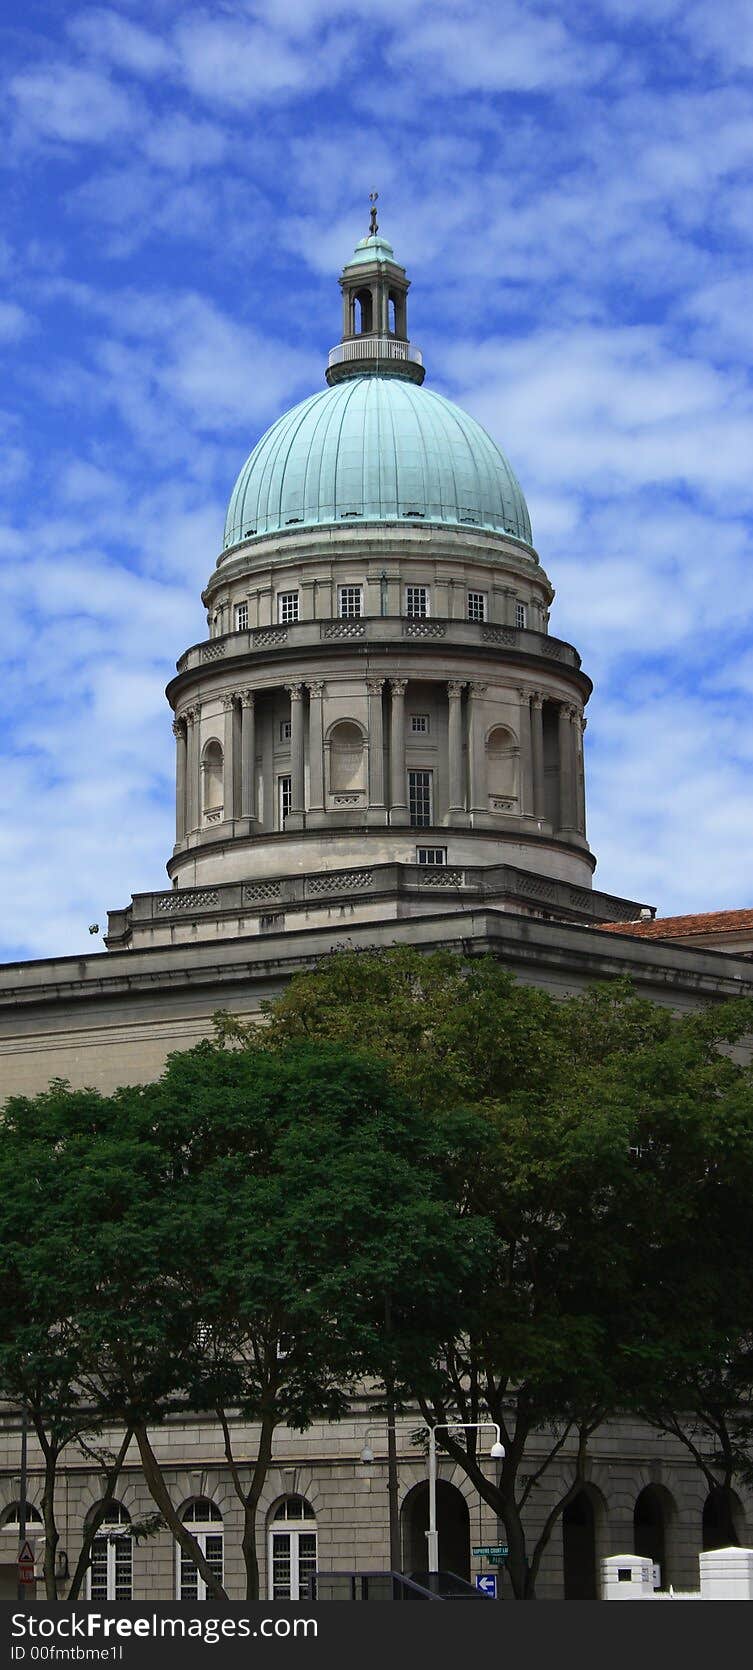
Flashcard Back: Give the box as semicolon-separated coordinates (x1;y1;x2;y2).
17;1539;35;1588
475;1572;498;1598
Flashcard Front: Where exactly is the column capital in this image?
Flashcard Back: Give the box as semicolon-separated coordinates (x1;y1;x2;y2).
285;682;304;702
581;715;588;733
469;681;487;698
531;691;544;710
239;688;255;709
185;702;200;725
172;718;185;738
221;693;236;712
565;702;578;721
390;678;407;696
366;678;384;696
447;680;466;697
308;681;325;698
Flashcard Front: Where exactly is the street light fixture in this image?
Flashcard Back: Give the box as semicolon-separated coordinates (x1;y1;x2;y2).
421;1421;506;1574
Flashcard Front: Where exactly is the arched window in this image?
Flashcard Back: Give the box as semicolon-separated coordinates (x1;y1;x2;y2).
268;1497;317;1600
86;1502;132;1601
177;1499;223;1601
328;721;365;796
703;1486;743;1551
387;294;396;334
486;725;518;811
202;740;223;816
353;289;373;334
0;1502;42;1530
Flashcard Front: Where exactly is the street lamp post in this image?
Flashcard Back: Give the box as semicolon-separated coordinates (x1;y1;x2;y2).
422;1421;505;1574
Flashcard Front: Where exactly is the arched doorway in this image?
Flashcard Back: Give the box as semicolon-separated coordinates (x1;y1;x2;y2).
562;1489;599;1600
401;1480;470;1580
634;1485;673;1587
703;1486;742;1551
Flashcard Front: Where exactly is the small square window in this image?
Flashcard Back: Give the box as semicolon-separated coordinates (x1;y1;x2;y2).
406;586;429;618
515;601;527;630
278;591;299;624
410;714;430;734
416;847;446;865
235;601;249;632
339;586;363;619
279;720;292;742
467;591;486;622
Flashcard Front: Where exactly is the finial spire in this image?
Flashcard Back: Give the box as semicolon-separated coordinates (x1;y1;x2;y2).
369;191;378;236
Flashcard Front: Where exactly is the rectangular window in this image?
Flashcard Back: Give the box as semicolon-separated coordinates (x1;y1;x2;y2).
416;847;446;865
405;586;429;618
515;601;527;629
467;591;486;622
338;585;363;618
278;591;299;624
408;769;433;828
234;601;249;632
410;714;430;734
278;775;292;828
279;719;292;742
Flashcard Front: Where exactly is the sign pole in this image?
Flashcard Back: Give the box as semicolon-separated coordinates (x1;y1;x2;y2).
17;1402;28;1603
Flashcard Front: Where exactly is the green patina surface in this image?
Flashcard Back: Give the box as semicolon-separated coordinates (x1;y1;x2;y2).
224;375;533;549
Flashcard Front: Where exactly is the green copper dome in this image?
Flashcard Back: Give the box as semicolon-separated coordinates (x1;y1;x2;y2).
223;376;532;549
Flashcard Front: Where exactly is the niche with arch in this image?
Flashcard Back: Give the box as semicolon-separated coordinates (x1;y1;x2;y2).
703;1486;743;1551
202;739;224;822
634;1483;676;1588
400;1479;470;1582
486;724;519;812
562;1487;603;1600
327;720;366;804
353;289;374;335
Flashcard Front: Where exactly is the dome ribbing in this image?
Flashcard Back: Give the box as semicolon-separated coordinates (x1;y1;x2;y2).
223;376;532;549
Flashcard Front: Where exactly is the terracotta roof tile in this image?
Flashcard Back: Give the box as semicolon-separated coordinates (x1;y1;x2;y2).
599;909;753;939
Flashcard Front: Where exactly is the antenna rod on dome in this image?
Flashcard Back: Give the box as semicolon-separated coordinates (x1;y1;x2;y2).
369;191;378;235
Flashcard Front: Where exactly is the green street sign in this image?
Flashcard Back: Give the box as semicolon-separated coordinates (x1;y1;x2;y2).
487;1555;508;1565
472;1545;509;1558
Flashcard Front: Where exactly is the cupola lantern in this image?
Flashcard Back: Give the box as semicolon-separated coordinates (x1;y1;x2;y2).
326;198;425;385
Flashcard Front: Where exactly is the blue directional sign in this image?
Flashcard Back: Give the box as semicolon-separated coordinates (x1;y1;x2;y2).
475;1573;498;1598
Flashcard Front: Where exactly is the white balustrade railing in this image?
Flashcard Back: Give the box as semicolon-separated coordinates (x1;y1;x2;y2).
327;336;423;368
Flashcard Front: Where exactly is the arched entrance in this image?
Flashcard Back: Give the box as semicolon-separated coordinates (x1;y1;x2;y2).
703;1486;743;1551
401;1480;470;1580
562;1489;599;1600
634;1485;674;1587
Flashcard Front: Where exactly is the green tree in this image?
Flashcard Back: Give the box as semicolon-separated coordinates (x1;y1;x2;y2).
235;949;753;1598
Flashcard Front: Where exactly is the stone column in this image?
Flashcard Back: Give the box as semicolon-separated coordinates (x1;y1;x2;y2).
531;692;545;819
240;690;256;823
577;714;587;836
517;689;534;816
173;718;187;843
286;683;305;823
222;695;236;821
558;702;575;830
308;681;325;813
186;704;200;832
447;682;466;815
367;679;385;817
468;682;488;816
389;679;409;824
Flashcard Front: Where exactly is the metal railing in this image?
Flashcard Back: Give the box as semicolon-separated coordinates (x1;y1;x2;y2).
327;336;423;369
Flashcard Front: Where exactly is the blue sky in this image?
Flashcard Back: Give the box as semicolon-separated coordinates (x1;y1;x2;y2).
1;0;752;960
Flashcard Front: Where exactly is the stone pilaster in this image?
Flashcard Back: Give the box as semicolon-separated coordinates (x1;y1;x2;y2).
517;689;534;816
389;679;409;825
367;679;385;819
531;692;545;820
239;691;256;823
558;702;576;830
447;681;466;816
185;704;201;833
468;682;487;817
308;682;325;814
286;683;305;826
172;718;187;843
577;714;587;836
222;695;236;821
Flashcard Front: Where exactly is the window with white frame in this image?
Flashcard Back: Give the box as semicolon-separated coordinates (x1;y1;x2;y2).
408;769;433;827
278;591;299;624
416;847;446;866
405;585;429;618
279;719;292;742
234;601;249;632
515;601;527;629
268;1497;317;1601
467;591;487;622
278;775;292;828
410;713;430;734
177;1500;223;1601
1;1502;42;1531
87;1503;132;1602
338;585;363;618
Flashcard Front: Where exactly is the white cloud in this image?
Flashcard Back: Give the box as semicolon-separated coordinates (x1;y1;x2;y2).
67;8;174;75
9;64;137;144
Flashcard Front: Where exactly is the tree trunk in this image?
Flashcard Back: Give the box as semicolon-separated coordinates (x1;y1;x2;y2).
67;1429;133;1602
134;1424;228;1601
